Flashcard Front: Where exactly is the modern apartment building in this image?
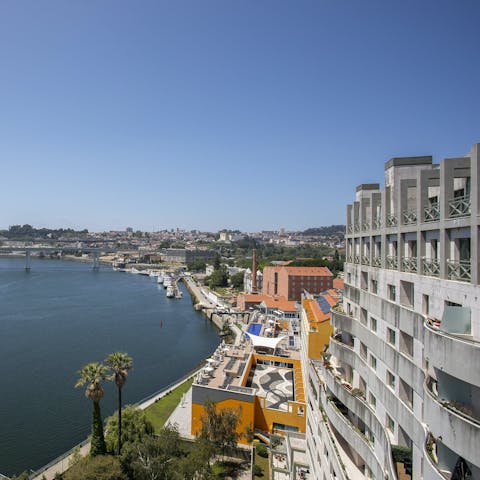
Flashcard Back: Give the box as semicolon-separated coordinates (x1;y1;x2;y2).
304;143;480;480
263;266;334;301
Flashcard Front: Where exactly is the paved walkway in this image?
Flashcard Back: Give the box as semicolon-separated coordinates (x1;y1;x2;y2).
166;386;194;439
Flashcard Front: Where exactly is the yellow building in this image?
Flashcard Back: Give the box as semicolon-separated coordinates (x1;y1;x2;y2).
191;345;306;444
301;289;341;359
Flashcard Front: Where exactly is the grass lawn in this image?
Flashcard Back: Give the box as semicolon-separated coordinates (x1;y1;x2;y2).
255;453;270;479
144;378;194;432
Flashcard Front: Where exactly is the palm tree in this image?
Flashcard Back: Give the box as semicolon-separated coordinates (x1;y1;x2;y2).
105;352;133;455
75;362;108;456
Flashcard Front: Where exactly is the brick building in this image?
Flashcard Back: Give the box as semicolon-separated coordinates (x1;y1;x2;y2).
262;266;334;301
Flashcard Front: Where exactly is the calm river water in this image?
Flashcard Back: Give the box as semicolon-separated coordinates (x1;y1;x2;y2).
0;258;219;476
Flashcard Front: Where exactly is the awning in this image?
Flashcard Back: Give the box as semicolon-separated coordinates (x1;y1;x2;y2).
245;332;288;349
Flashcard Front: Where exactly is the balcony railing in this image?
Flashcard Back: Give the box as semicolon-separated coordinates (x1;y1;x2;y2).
372;256;381;267
402;256;418;273
362;221;370;231
372;217;382;230
449;195;471;218
354;223;360;233
347;225;353;234
353;255;360;264
447;259;471;282
386;214;397;227
402;209;417;225
346;255;353;263
386;255;398;270
424;202;440;222
361;255;370;265
422;258;440;277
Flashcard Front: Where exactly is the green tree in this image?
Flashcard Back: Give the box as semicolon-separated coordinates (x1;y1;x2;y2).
178;438;215;480
230;271;244;289
120;426;183;480
199;400;241;456
75;362;108;456
187;258;207;272
208;265;229;289
64;455;127;480
105;352;133;455
105;405;154;454
213;255;221;271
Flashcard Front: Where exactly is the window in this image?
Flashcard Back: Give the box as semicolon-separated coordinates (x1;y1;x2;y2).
386;414;395;433
369;392;377;409
360;308;368;326
387;370;396;390
388;284;396;301
370;317;377;332
400;280;414;308
360;342;368;360
387;327;396;345
371;279;378;294
422;294;430;316
369;355;377;370
399;330;414;358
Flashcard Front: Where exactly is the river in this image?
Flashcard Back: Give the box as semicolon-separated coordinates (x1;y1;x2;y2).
0;257;219;476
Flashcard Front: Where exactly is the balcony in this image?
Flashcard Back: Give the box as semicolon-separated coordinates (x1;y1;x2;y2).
386;214;397;227
422;258;440;277
346;255;353;263
386;255;398;270
372;256;381;267
354;223;361;233
402;256;418;273
347;225;354;234
424;377;480;466
354;255;361;264
402;209;417;225
424;202;440;222
324;369;397;480
362;221;370;231
372;217;381;230
449;195;471;218
361;255;370;266
423;434;450;480
447;259;471;282
424;320;480;386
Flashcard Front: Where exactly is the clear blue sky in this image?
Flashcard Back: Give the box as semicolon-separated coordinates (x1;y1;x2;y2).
1;0;479;232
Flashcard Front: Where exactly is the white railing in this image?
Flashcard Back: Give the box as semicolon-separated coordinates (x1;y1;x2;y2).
402;256;418;273
422;258;440;277
447;259;471;282
424;202;440;222
449;195;471;218
386;255;398;270
386;214;397;227
402;209;417;225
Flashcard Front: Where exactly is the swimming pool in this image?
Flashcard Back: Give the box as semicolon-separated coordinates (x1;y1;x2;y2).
247;323;262;336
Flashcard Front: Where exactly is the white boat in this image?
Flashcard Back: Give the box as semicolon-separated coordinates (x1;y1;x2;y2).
149;271;158;277
129;268;140;274
157;273;164;284
166;286;174;298
138;270;150;276
163;275;172;288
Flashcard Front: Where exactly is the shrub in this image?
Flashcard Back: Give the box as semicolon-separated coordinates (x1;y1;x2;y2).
256;443;268;458
64;455;127;480
253;464;263;476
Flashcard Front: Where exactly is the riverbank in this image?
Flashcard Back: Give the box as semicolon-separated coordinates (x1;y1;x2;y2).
0;258;220;476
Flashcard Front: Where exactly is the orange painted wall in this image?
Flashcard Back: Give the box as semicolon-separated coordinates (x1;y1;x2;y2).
254;397;306;433
191;397;255;443
308;320;333;359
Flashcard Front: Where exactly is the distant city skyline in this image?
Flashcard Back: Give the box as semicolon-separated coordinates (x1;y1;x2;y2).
1;0;479;232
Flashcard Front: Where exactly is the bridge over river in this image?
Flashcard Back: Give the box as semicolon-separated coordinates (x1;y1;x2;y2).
0;246;119;270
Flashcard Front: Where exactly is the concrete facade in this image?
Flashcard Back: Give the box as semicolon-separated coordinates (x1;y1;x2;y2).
304;144;480;480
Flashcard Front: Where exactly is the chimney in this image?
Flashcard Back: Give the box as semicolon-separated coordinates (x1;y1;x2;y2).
252;249;258;293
